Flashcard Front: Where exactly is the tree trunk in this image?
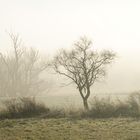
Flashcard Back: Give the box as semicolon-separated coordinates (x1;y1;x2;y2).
78;88;90;110
83;98;89;110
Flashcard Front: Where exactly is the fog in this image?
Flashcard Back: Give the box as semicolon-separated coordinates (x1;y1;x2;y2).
0;0;140;99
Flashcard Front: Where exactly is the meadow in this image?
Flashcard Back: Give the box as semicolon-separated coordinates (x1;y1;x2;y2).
0;117;140;140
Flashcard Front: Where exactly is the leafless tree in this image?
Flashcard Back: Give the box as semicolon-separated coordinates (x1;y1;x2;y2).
0;33;48;97
52;37;116;110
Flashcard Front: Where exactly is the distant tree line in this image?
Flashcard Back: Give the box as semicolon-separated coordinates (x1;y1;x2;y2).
0;33;48;97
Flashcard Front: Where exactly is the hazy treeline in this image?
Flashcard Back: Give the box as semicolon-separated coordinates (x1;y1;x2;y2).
0;33;48;97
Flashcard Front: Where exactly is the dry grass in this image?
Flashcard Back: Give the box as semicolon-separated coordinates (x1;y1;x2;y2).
0;117;140;140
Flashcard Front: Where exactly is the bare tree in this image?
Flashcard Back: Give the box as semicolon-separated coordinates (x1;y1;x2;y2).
0;33;48;97
52;37;116;110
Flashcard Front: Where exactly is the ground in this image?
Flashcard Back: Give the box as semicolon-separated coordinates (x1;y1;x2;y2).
0;118;140;140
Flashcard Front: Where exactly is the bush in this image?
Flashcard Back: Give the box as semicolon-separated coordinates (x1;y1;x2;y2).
86;92;140;118
85;97;116;118
64;107;84;119
0;97;50;119
127;92;140;117
1;92;140;119
43;108;65;118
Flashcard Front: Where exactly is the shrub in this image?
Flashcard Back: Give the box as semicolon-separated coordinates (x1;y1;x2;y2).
126;92;140;117
0;97;50;119
87;92;140;118
1;92;140;119
114;100;131;117
42;108;65;118
85;97;116;118
64;107;84;119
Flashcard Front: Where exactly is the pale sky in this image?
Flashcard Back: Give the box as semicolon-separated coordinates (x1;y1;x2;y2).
0;0;140;95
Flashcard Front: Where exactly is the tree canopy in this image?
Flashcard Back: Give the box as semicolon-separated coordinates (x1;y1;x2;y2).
52;37;116;109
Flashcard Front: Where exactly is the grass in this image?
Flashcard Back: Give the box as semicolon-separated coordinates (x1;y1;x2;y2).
0;117;140;140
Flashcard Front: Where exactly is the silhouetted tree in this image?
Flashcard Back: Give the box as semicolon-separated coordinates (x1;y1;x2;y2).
52;37;116;110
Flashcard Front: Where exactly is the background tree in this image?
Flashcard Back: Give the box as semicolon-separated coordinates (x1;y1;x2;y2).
52;37;116;110
0;33;48;97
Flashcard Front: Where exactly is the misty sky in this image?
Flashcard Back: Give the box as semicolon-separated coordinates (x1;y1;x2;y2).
0;0;140;95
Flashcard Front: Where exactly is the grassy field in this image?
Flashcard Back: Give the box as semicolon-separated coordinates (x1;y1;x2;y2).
0;118;140;140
